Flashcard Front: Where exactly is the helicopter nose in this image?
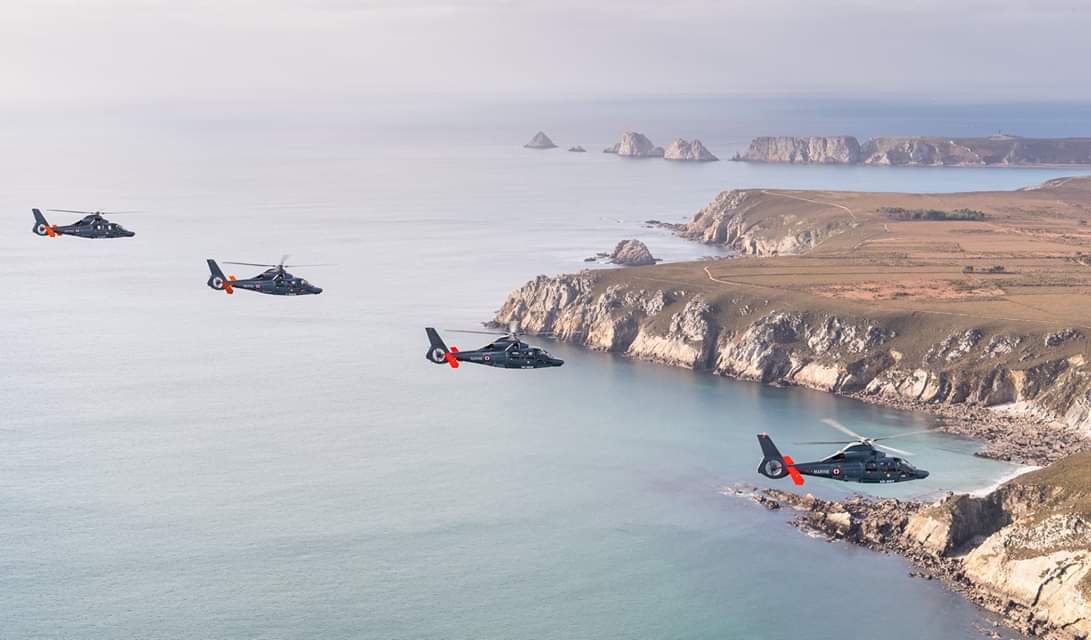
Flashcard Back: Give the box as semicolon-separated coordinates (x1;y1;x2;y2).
915;469;930;479
551;358;564;367
313;287;323;295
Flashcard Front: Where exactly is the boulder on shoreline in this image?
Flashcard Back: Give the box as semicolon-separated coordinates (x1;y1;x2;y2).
604;132;665;158
524;131;557;149
664;138;719;162
609;239;657;266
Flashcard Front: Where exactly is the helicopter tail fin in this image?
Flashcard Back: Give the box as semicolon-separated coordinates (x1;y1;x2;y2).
206;259;234;294
756;433;804;486
32;209;55;237
425;328;459;368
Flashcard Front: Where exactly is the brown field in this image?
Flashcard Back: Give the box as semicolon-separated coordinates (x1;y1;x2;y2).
584;175;1091;364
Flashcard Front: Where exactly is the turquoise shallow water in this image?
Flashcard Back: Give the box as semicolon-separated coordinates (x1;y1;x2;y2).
3;97;1086;638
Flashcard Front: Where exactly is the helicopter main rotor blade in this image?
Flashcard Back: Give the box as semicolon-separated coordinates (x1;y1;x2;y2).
47;209;143;214
223;261;279;267
793;440;855;445
872;429;934;441
875;442;915;457
280;263;335;268
821;418;867;441
445;329;508;336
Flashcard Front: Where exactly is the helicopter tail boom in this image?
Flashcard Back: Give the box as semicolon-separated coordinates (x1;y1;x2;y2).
425;328;459;368
206;259;235;294
756;433;804;486
32;209;56;237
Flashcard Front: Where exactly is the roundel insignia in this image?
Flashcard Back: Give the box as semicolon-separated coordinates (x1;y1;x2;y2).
832;467;841;476
484;354;491;361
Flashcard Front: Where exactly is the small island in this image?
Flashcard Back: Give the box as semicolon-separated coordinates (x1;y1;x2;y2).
603;132;664;158
524;131;558;149
663;138;718;162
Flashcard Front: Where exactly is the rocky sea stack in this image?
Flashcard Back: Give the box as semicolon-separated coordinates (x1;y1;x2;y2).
664;138;718;162
603;132;664;158
568;145;586;153
609;239;657;266
524;131;557;149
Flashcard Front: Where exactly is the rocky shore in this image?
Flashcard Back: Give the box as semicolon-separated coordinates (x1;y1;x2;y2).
731;450;1091;639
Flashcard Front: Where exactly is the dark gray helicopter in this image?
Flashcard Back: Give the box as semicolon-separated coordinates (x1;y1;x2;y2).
32;208;135;238
425;325;563;369
206;256;324;296
757;419;930;486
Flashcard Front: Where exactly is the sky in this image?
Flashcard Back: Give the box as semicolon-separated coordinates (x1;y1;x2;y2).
2;0;1090;106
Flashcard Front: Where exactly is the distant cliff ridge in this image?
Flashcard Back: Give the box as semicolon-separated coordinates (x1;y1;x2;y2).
739;136;861;164
738;135;1091;166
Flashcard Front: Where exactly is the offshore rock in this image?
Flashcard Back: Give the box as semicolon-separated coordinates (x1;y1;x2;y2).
524;131;557;149
604;132;665;158
663;138;719;162
609;239;657;266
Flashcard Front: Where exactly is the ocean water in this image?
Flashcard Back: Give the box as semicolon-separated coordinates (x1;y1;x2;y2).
3;97;1088;638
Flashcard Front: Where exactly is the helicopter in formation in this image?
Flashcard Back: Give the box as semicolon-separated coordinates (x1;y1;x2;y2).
425;324;563;369
32;208;136;238
757;419;931;486
206;256;324;296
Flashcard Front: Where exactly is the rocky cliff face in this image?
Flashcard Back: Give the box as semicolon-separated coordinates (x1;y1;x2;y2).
494;272;1088;464
524;131;557;149
739;135;1091;166
761;457;1091;640
738;136;862;164
604;132;665;157
860;137;984;166
663;138;719;161
679;189;850;255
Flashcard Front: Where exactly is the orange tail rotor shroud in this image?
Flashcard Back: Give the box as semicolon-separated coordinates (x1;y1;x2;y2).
445;346;460;368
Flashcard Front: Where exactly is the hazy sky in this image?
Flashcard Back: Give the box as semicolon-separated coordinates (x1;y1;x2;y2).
3;0;1090;106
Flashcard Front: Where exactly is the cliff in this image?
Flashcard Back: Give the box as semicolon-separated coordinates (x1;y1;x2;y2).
760;450;1091;638
663;138;719;162
493;178;1091;464
738;136;862;164
679;189;854;255
738;135;1091;166
604;132;665;158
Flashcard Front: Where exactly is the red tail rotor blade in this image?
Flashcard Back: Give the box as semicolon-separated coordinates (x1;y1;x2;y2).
783;455;805;486
445;352;459;368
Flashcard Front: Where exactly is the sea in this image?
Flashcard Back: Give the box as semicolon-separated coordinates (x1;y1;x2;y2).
3;96;1090;639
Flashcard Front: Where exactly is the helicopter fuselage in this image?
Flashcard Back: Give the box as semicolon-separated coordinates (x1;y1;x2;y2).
425;329;563;369
757;435;929;485
449;344;564;369
206;260;322;296
32;211;134;239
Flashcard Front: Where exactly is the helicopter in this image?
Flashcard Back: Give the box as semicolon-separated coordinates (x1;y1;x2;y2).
757;419;930;486
31;208;136;238
425;324;563;369
206;256;324;296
